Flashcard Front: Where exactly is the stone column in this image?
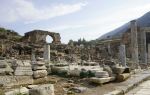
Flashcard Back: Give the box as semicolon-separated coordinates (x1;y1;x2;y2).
43;44;50;62
31;50;36;61
119;44;127;67
139;30;147;64
148;44;150;64
107;43;112;56
130;20;139;66
1;43;4;55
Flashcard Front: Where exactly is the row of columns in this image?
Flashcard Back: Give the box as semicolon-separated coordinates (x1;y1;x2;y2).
117;20;148;67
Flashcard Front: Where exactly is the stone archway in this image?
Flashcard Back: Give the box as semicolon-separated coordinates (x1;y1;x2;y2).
22;30;61;44
46;35;53;43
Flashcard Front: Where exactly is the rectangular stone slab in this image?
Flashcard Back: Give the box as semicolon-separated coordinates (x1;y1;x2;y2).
90;77;115;84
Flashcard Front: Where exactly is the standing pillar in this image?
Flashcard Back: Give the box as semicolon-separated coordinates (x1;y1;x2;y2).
148;44;150;64
1;43;4;55
107;43;112;59
119;44;127;67
139;30;147;64
31;50;36;61
43;44;50;62
130;20;139;67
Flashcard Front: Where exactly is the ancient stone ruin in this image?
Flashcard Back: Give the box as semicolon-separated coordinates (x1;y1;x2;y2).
1;12;150;95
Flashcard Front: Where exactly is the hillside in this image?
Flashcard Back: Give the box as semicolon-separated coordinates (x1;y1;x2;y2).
98;11;150;41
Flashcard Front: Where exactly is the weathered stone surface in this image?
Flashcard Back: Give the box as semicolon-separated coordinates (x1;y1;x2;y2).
116;73;131;82
0;60;13;75
0;76;33;87
0;57;5;60
43;44;50;62
33;61;45;66
103;65;113;77
33;70;48;79
139;29;147;64
105;70;150;95
104;90;123;95
37;57;44;61
33;65;47;71
119;44;127;67
127;80;150;95
22;30;61;44
27;85;38;89
16;60;24;66
0;62;7;68
148;44;150;63
112;66;126;75
130;20;139;67
14;66;33;76
47;68;51;74
69;87;87;93
29;84;54;95
5;87;29;95
22;61;32;66
90;77;115;84
95;71;109;78
68;69;80;77
0;68;13;75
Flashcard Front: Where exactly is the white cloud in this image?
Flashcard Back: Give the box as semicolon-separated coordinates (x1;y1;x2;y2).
45;25;85;31
43;3;150;43
0;0;87;23
43;3;150;32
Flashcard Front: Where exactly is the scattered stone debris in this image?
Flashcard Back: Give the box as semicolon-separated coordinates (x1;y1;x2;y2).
29;84;54;95
5;84;54;95
5;87;29;95
69;87;87;93
1;16;150;95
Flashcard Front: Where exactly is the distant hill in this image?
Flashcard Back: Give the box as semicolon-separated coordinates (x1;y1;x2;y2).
98;11;150;41
0;27;21;41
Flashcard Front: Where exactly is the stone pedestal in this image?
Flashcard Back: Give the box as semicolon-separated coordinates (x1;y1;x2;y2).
32;61;47;79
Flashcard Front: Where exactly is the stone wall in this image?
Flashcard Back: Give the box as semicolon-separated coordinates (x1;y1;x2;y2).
22;30;61;44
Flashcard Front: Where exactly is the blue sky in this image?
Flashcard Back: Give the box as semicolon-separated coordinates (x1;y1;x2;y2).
0;0;150;43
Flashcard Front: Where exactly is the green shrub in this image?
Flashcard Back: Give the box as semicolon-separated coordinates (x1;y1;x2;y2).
16;93;27;95
80;71;88;78
88;70;95;77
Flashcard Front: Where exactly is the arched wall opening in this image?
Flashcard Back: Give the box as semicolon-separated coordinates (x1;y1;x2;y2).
46;35;53;43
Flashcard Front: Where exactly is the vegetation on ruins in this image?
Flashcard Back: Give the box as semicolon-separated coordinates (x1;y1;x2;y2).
0;27;21;41
0;27;7;32
16;93;27;95
68;38;98;47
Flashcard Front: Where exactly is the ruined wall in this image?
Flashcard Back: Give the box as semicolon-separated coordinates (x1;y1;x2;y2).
22;30;61;44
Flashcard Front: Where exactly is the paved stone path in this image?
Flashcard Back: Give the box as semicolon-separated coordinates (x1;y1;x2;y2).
105;70;150;95
126;80;150;95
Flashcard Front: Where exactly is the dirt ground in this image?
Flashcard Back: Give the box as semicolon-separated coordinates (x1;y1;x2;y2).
46;75;117;95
